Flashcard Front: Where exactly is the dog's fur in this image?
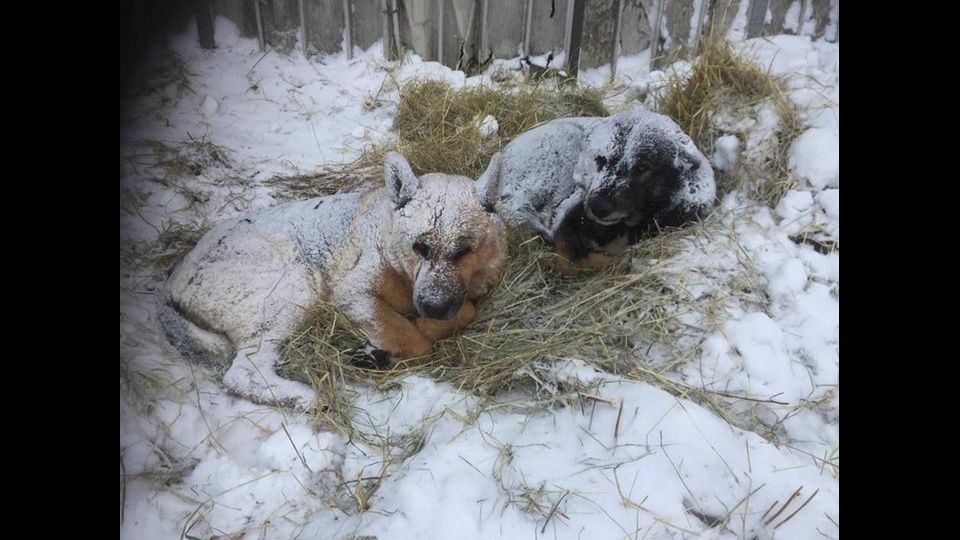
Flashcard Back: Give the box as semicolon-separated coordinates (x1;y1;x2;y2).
158;153;508;408
487;108;716;273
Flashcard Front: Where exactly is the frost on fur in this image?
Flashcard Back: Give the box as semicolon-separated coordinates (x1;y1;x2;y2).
495;108;716;266
159;153;508;409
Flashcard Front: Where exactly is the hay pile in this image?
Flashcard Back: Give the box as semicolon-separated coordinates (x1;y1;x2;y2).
655;34;804;204
368;78;609;179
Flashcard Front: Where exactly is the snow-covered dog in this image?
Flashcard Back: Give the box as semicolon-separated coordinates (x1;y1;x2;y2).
158;153;508;408
488;108;716;272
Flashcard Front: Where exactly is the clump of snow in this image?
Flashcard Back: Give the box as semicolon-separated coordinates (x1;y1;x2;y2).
712;134;740;171
776;189;815;222
790;128;840;188
476;114;498;137
200;94;219;116
743;103;783;170
817;188;839;220
767;257;809;299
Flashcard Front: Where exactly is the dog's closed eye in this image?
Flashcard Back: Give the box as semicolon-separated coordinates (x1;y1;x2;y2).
413;241;431;259
451;244;471;260
594;155;608;172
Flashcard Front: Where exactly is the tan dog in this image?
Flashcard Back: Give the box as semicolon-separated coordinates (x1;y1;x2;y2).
158;153;508;408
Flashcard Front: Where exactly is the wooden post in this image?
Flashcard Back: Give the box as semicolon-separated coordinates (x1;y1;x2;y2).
797;0;807;36
298;0;307;55
344;0;353;59
436;0;444;63
692;0;709;53
253;0;265;52
522;0;533;57
649;0;664;69
747;0;770;39
390;0;402;58
198;0;215;49
382;0;392;59
479;0;489;58
565;0;586;77
611;0;624;78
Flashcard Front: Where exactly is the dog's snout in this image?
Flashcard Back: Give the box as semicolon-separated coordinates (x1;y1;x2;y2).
419;296;463;321
414;262;467;321
587;196;616;220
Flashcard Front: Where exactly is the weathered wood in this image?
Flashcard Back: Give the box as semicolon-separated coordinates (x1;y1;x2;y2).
649;0;664;67
565;0;585;76
747;0;769;38
254;0;265;51
198;0;215;49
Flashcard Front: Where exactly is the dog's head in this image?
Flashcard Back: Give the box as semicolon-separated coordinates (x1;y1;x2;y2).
384;152;507;321
574;110;715;227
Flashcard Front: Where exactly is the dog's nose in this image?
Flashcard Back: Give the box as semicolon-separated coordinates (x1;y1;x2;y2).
419;297;463;321
587;197;616;220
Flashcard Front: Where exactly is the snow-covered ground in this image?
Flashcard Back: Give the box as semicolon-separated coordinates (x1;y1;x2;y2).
120;17;838;540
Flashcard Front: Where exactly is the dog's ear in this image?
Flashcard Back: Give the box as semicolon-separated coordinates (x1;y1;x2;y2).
674;145;701;173
475;152;504;213
384;152;420;209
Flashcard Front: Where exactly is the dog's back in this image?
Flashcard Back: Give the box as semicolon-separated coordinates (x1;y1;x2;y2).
495;117;603;238
156;152;508;408
492;109;716;270
158;192;364;369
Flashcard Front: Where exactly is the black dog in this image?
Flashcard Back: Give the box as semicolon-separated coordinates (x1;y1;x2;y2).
486;108;716;272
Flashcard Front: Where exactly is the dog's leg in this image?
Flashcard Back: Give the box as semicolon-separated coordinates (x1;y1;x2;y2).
221;337;317;410
553;231;615;277
553;227;587;277
554;248;616;276
521;209;555;244
581;251;615;270
415;300;476;341
361;299;434;359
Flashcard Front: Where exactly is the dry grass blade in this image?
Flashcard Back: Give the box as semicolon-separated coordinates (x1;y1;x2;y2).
265;158;377;201
148;221;209;273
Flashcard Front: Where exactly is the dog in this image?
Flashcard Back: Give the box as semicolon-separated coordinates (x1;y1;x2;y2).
158;152;508;409
485;108;716;273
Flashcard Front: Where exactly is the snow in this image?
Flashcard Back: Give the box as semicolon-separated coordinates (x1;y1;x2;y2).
121;16;838;540
712;135;741;171
476;114;499;138
790;128;840;188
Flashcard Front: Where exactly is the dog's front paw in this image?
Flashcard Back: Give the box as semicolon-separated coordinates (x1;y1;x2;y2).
553;251;614;277
355;345;392;370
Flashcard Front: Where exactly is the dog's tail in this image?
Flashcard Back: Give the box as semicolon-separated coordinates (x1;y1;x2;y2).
157;287;235;372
